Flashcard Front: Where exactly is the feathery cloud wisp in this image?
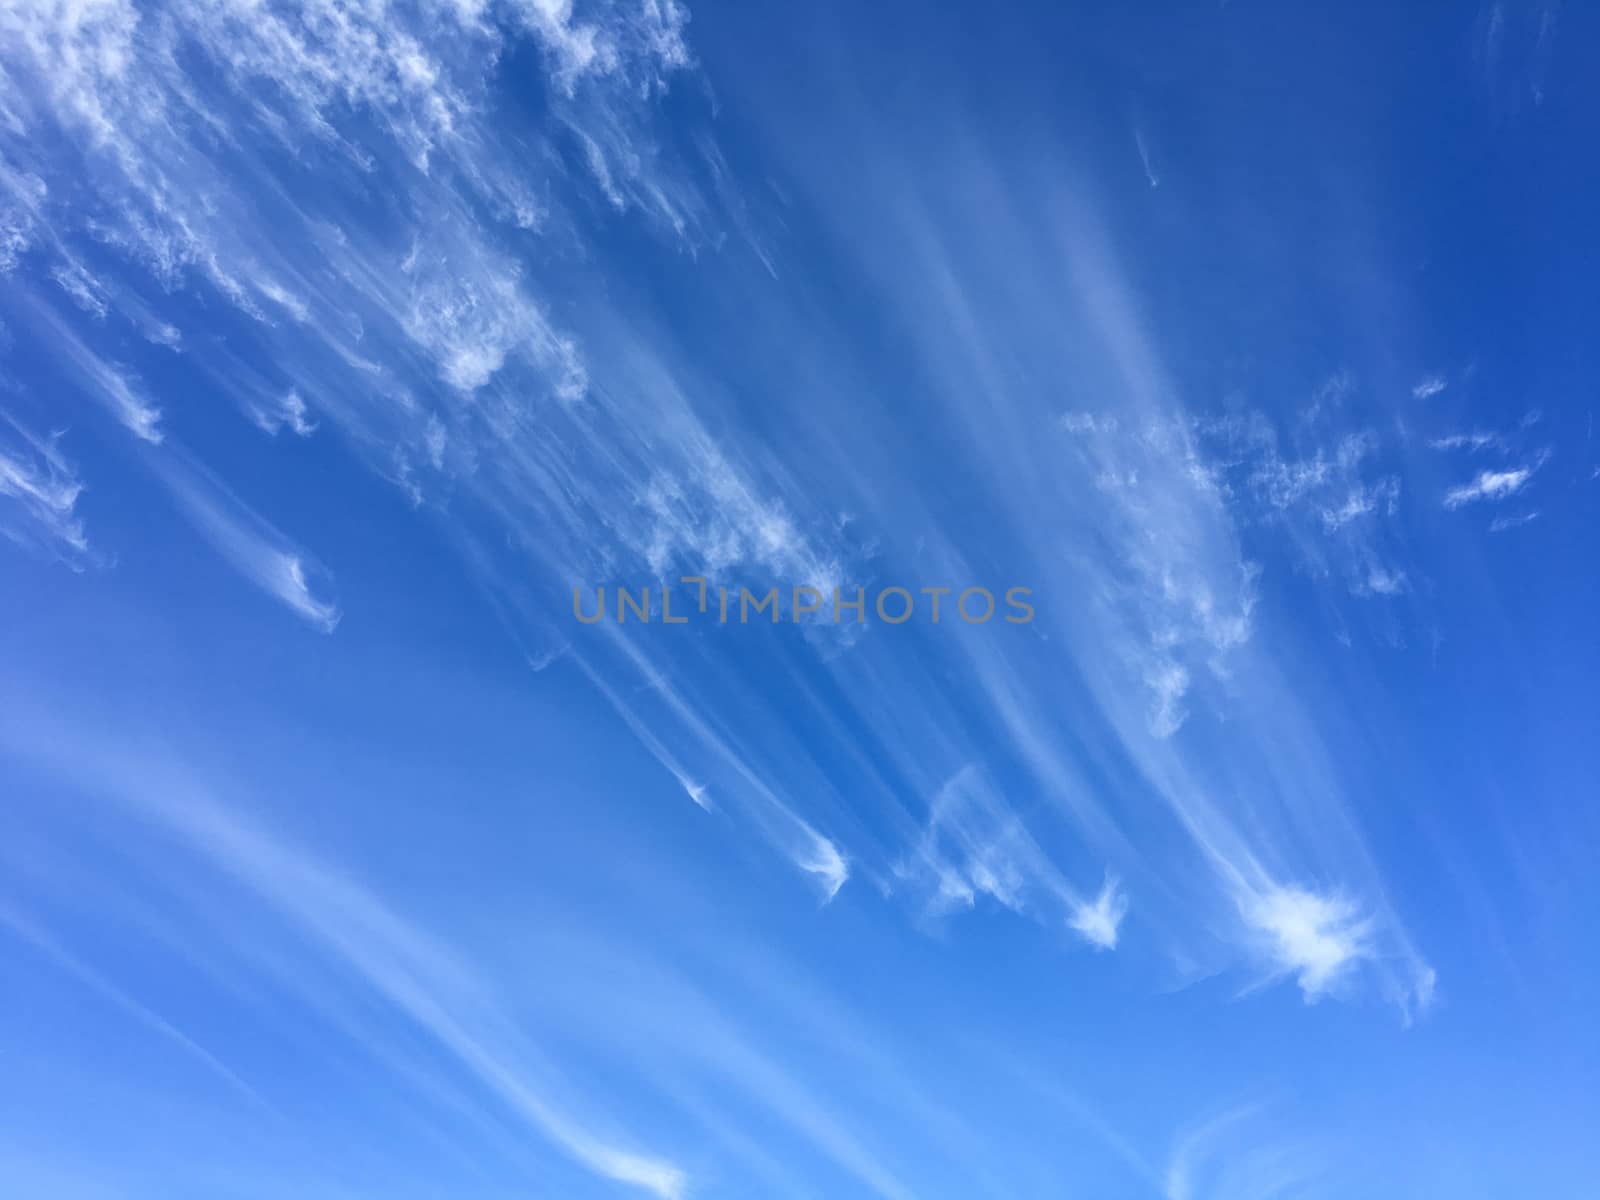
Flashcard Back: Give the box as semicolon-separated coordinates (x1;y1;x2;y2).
1429;431;1502;452
0;414;90;564
1245;885;1373;1000
1443;465;1536;508
901;767;1125;949
1488;510;1539;533
1068;877;1129;951
156;452;341;632
0;714;693;1200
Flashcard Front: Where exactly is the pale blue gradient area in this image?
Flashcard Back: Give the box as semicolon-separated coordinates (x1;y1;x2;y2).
2;2;1597;1198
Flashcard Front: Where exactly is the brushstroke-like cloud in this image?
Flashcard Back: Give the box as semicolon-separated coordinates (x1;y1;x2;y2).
155;451;342;633
0;413;90;565
899;766;1126;949
0;716;691;1200
1444;464;1536;507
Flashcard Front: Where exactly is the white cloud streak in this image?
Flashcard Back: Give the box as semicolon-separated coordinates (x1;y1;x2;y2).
155;450;342;632
0;720;691;1200
1488;510;1539;533
1443;464;1537;508
815;158;1437;1011
32;308;163;443
899;766;1126;950
0;906;267;1108
0;412;90;564
0;0;1448;1023
1429;431;1502;453
1166;1104;1323;1200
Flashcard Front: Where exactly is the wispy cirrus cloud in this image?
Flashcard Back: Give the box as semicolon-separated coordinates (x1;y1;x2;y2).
1443;461;1541;508
583;622;853;899
1069;876;1131;951
1474;0;1561;114
247;389;316;438
1432;422;1558;524
155;450;341;633
0;907;266;1108
721;133;1440;1011
1429;430;1502;452
30;309;163;443
1488;510;1540;533
0;715;691;1200
1243;885;1375;1000
898;765;1127;950
0;413;90;565
3;6;1591;1199
1166;1104;1325;1200
0;0;870;912
1359;565;1408;596
0;0;1444;1025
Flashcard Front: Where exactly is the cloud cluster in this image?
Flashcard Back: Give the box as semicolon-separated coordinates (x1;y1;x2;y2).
0;0;1447;1028
1244;885;1373;999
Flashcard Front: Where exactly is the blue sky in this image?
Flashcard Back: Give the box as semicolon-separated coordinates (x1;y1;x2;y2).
1;0;1597;1196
